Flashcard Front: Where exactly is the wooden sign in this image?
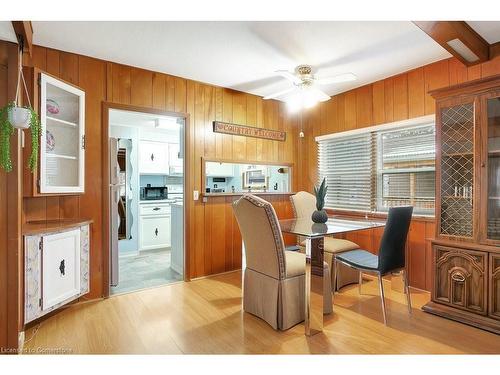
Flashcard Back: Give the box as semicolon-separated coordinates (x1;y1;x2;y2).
213;121;286;142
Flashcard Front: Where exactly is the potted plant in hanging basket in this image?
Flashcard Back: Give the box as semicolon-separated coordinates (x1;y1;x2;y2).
0;48;40;173
312;178;328;224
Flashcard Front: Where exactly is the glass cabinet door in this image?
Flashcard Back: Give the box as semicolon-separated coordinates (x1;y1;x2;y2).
486;96;500;242
439;101;475;238
40;73;85;193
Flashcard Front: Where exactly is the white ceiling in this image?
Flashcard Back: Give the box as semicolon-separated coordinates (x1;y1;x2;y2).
109;109;181;134
0;21;498;100
466;21;500;44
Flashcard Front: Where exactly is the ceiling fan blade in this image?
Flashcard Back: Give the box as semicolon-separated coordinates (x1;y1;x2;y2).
263;87;295;100
275;70;302;85
315;73;357;85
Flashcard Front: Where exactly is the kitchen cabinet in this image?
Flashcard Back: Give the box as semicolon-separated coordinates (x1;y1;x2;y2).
205;161;234;177
39;72;86;194
139;202;171;250
24;222;90;324
168;143;183;175
139;140;169;174
170;202;184;275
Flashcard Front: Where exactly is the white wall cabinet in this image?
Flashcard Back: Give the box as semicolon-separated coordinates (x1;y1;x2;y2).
205;162;234;177
168;143;183;174
39;73;85;194
24;224;90;324
139;203;171;251
139;140;169;174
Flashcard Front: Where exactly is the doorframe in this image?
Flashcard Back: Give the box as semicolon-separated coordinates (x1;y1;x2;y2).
101;102;191;298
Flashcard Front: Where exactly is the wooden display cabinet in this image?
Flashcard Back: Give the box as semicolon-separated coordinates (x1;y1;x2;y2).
423;74;500;335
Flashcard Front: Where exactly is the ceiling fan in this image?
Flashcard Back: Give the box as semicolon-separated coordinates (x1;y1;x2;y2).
263;65;357;106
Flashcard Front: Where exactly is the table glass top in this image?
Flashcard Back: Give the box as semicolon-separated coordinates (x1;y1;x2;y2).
279;216;386;237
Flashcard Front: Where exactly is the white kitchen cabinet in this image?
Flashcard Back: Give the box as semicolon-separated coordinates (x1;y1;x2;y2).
39;73;85;193
139;140;169;174
170;202;184;275
24;223;90;324
168;143;183;175
139;202;171;251
140;215;171;250
205;161;234;177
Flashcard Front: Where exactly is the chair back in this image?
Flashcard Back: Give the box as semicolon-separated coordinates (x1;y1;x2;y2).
233;195;287;280
290;191;316;219
377;206;413;274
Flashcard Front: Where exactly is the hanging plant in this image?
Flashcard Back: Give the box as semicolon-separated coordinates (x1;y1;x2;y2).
0;41;40;173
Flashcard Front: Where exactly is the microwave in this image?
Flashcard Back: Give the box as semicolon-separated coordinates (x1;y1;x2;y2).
140;185;168;200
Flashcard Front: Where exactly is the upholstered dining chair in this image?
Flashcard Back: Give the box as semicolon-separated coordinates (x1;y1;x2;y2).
334;206;413;325
233;194;333;330
290;191;360;291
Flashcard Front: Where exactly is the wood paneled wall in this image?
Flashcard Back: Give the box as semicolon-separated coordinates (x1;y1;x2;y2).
299;55;500;291
0;41;9;351
20;46;299;299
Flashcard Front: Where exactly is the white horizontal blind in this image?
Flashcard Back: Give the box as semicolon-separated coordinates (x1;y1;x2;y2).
318;133;376;211
317;121;435;215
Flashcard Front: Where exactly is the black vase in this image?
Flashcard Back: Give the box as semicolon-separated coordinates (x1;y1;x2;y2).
311;209;328;224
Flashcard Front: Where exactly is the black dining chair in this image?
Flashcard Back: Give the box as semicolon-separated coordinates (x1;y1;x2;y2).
333;206;413;325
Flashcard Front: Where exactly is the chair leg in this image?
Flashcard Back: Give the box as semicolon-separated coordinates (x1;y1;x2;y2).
358;271;363;295
378;273;387;325
333;258;339;294
402;269;412;314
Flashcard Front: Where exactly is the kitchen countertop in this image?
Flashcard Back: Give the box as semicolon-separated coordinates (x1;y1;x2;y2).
23;219;93;236
139;199;180;204
203;191;295;197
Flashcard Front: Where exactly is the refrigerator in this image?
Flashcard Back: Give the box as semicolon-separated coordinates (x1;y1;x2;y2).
109;138;121;287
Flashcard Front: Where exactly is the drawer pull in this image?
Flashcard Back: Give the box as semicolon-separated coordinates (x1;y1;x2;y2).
153;207;161;211
451;273;465;282
151;153;155;161
155;228;158;236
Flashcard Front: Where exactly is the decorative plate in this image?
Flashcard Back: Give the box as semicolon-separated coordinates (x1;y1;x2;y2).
46;99;60;115
46;130;55;152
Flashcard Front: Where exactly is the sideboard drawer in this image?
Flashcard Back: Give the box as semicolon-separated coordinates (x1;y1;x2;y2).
433;245;488;315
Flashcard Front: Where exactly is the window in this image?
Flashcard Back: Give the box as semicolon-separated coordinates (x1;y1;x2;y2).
377;125;436;213
317;119;435;215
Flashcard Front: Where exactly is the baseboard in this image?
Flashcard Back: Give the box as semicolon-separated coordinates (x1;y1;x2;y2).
422;301;500;335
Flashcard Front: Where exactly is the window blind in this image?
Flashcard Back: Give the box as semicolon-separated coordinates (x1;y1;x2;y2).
317;132;376;211
317;121;435;215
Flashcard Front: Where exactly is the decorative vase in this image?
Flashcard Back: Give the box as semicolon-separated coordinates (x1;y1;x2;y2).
311;209;328;224
8;106;31;129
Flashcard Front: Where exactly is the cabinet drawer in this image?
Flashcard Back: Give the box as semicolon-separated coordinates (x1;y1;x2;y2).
433;245;488;315
140;203;171;216
490;253;500;320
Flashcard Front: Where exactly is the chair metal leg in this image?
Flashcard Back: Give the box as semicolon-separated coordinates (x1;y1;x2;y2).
402;269;412;314
378;273;387;325
333;257;339;294
358;271;363;295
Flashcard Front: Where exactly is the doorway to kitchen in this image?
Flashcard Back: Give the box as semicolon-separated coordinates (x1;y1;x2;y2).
105;106;186;295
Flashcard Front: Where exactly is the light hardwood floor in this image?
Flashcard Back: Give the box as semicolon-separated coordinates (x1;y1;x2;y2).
23;271;500;354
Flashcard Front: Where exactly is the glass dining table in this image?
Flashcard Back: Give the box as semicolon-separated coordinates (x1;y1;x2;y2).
279;216;386;336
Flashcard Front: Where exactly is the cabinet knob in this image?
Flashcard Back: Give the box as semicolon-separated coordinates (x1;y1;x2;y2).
153;207;160;211
451;273;465;282
151;153;155;161
155;228;158;236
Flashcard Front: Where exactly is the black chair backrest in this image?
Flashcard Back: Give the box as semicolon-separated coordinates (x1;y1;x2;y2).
377;206;413;274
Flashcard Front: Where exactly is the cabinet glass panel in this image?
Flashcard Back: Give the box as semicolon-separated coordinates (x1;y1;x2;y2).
41;73;85;193
486;97;500;240
439;103;474;237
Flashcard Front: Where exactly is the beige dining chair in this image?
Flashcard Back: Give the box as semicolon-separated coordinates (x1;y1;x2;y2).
233;194;333;330
290;191;360;291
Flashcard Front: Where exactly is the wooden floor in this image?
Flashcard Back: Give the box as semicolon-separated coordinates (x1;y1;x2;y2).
23;271;500;354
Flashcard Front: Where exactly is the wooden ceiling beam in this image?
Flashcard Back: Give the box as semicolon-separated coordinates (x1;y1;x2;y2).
11;21;33;57
413;21;490;66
